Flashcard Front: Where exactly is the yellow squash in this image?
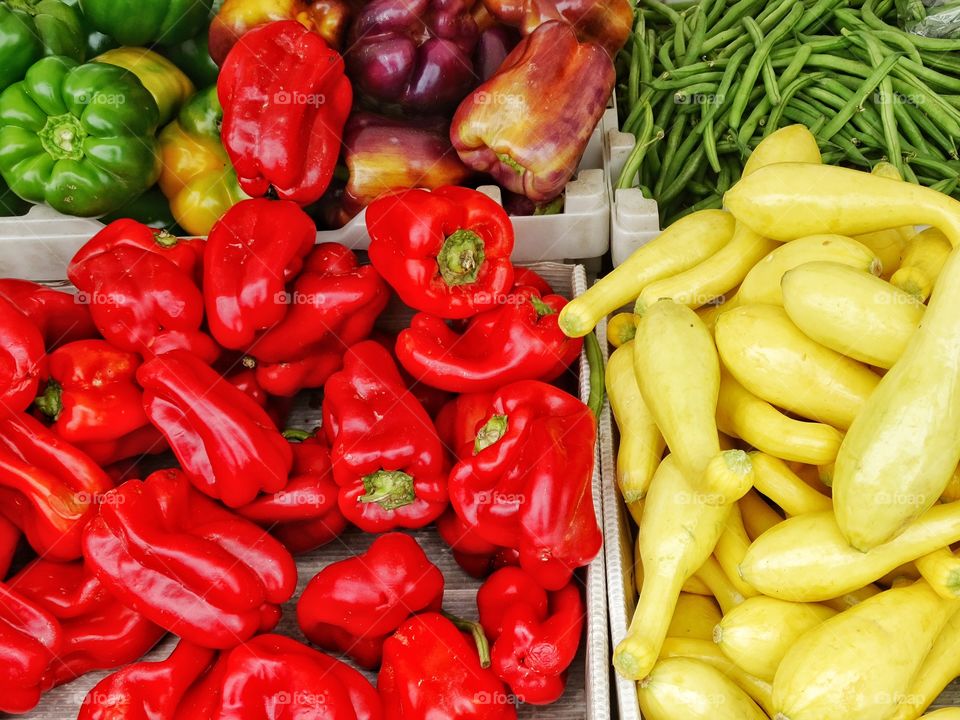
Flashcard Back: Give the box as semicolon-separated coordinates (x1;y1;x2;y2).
606;312;637;348
724;163;960;247
852;162;915;277
833;247;960;550
751;452;833;516
638;657;768;720
741;124;822;176
739;489;784;540
666;593;722;641
920;711;960;720
914;547;960;599
633;300;720;483
606;342;665;502
891;227;952;300
781;262;924;369
634;531;719;598
890;608;960;720
773;582;960;720
821;584;883;611
634;223;778;313
613;455;732;680
702;450;755;506
739;502;960;602
736;234;882;306
715;304;880;429
717;371;843;465
659;638;775;716
713;502;758;598
559;210;735;337
713;596;836;681
694;554;747;615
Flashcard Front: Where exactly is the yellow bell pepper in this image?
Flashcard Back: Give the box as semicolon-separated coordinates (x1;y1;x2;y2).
95;47;194;126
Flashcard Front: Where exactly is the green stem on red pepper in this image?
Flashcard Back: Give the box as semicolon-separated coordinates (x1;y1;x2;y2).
474;415;508;454
441;610;492;669
359;470;417;511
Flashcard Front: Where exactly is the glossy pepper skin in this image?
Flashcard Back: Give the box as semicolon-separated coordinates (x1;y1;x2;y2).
218;20;352;205
347;0;480;114
159;86;247;236
83;469;298;649
448;381;601;590
451;21;615;202
10;558;165;688
0;295;47;417
0;56;161;216
0;0;86;91
437;507;520;579
79;0;214;46
0;515;18;578
396;285;582;392
0;278;97;349
298;533;444;668
0;412;112;561
35;340;148;444
67;219;215;361
0;581;61;714
76;423;167;467
204;198;316;350
137;351;293;507
236;429;349;554
323;341;449;533
161;32;220;88
209;0;354;62
367;186;514;318
94;47;195;126
481;0;631;56
379;612;518;720
249;242;390;396
477;567;583;704
338;112;471;222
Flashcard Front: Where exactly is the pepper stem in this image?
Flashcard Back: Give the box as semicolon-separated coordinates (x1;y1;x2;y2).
530;296;556;318
359;470;416;511
496;152;526;176
39;113;86;161
474;414;508;454
282;428;316;442
153;229;179;247
437;230;485;286
441;610;491;669
34;381;63;420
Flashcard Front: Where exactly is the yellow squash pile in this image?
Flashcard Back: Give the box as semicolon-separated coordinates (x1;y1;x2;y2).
562;125;960;720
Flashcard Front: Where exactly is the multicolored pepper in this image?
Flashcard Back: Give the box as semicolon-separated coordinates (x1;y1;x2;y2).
218;20;352;205
297;532;444;668
480;0;631;55
396;285;582;392
93;47;195;125
448;381;601;590
323;341;449;532
451;20;614;201
367;186;514;318
137;350;293;507
477;567;584;704
82;469;298;649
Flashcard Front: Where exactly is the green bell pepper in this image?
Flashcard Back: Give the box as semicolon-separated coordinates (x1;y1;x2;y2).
78;0;213;46
101;185;184;233
161;33;219;88
0;0;87;91
94;47;194;125
0;175;30;215
0;55;160;217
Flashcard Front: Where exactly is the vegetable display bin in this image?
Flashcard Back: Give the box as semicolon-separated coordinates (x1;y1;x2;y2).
7;248;610;720
0;104;619;275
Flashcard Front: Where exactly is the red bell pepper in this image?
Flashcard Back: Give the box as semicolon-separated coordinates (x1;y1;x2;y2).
512;267;552;296
0;582;61;714
82;469;298;649
379;612;517;720
9;558;165;689
369;330;454;419
236;428;349;554
0;413;113;561
246;241;390;396
323;341;449;532
436;508;520;579
451;21;615;202
366;186;514;319
137;350;293;507
75;424;168;467
0;279;97;349
218;21;352;205
0;514;18;578
436;391;496;461
448;381;601;590
0;295;46;417
34;340;148;444
204;198;317;351
297;532;444;668
67;220;214;360
396;285;582;393
477;567;583;704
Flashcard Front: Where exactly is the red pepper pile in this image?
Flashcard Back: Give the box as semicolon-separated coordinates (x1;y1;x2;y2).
0;178;601;718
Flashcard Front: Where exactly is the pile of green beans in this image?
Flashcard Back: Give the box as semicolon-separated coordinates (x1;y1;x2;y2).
616;0;960;225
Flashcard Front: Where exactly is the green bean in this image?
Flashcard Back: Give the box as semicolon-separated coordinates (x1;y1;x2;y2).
718;0;796;59
804;85;885;138
765;74;826;137
931;178;960;196
902;161;919;184
617;103;654;189
795;0;847;34
650;72;726;91
737;96;773;148
702;26;744;55
706;0;767;39
644;0;684;25
658;42;676;72
771;53;870;77
704;0;728;29
661;145;709;206
655;115;688;198
861;33;903;174
818;52;901;141
775;43;813;92
659;59;730;78
909;154;960;179
703;44;752;125
743;18;781;106
628;29;643;111
729;3;805;128
896;94;957;158
716;158;733;194
889;76;960;138
683;3;708;65
891;98;931;155
674;12;687;59
703;117;721;173
861;0;960;52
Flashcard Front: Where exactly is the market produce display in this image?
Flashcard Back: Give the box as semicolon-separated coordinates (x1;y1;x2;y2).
575;124;960;719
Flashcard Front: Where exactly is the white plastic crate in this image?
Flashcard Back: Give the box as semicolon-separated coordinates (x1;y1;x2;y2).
0;106;618;269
